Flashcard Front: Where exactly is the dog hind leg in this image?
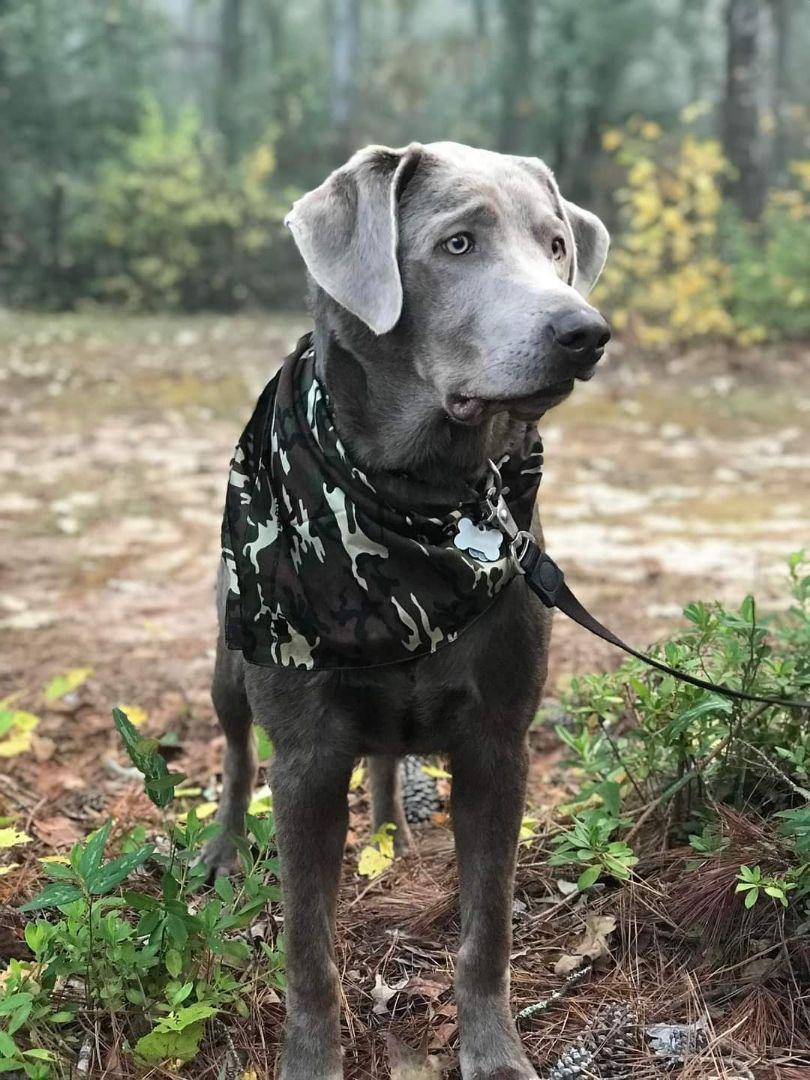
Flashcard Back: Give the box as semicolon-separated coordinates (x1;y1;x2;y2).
202;640;258;877
367;755;413;854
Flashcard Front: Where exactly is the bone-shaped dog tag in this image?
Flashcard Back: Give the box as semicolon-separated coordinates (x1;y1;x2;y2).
453;517;504;562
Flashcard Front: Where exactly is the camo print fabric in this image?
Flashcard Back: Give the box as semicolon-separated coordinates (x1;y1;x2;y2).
222;334;544;670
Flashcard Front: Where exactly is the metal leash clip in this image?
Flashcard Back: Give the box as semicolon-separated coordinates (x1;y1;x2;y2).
482;458;536;573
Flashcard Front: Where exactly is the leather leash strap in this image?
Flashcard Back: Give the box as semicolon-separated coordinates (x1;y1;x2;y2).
481;458;809;712
520;544;809;710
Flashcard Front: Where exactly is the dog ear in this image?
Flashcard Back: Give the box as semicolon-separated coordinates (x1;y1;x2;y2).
284;143;423;335
562;200;610;297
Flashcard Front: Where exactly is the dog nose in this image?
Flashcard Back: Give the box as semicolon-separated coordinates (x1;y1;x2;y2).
551;310;611;356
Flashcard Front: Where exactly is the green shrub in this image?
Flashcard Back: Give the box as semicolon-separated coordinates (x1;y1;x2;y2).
723;166;810;343
0;708;283;1077
551;551;810;903
76;96;297;311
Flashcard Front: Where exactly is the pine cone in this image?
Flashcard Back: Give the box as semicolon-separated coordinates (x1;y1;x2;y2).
400;755;442;824
545;1002;640;1079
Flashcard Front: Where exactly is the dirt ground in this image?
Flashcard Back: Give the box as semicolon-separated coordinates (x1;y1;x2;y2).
0;313;808;1078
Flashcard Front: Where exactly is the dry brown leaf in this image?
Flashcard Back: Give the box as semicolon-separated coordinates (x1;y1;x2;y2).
30;734;56;763
385;1033;445;1079
554;913;616;975
33;815;84;850
402;973;452;1001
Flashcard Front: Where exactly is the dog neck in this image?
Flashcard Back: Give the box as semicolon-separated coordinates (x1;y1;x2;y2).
312;304;524;492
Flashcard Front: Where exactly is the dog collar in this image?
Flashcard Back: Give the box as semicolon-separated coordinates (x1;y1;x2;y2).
221;334;544;670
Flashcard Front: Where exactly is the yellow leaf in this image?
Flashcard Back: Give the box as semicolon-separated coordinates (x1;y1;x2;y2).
45;668;93;703
357;844;393;879
118;704;148;727
519;816;538;846
420;763;451;780
40;855;71;865
358;822;397;878
602;129;623;152
0;864;20;876
0;827;33;849
248;785;273;816
350;763;365;791
0;710;39;758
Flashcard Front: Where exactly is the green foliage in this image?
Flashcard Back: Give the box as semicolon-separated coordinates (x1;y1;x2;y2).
79;97;292;311
549;810;638;890
0;717;283;1076
552;553;810;898
735;864;798;909
113;706;186;807
598;118;810;347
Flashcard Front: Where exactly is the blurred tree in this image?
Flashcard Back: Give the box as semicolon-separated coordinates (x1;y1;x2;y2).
330;0;363;163
216;0;245;163
1;0;809;314
497;0;536;153
722;0;771;220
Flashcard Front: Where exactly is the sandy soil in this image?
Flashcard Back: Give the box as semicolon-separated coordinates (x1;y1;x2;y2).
0;313;808;1077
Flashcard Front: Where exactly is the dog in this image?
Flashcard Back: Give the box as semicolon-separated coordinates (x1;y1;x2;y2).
205;141;610;1080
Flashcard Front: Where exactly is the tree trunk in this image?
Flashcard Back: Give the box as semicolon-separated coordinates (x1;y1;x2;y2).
497;0;535;155
216;0;245;164
551;6;576;186
330;0;362;165
722;0;772;221
770;0;793;185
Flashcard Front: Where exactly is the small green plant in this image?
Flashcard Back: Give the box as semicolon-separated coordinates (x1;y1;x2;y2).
0;709;283;1075
735;865;798;909
688;824;728;856
548;810;638;890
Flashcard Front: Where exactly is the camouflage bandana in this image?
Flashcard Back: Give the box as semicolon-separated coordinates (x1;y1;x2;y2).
222;334;544;671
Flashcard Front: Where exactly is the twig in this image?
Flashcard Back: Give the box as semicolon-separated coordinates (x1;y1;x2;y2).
626;701;772;844
515;962;592;1022
626;733;731;844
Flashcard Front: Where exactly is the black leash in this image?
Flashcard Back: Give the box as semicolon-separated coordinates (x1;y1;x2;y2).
482;460;809;712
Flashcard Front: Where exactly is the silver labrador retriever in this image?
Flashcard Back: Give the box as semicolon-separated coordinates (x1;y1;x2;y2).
206;141;610;1079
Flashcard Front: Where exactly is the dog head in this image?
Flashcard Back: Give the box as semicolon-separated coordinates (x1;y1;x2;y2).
285;141;610;425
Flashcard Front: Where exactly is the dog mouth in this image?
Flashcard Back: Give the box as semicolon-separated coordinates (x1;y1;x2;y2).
445;378;577;425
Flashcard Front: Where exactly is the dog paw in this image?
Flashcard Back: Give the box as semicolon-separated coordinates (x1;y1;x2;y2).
460;1034;538;1080
197;834;240;881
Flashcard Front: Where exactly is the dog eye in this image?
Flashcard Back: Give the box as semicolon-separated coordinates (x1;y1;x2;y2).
551;236;566;259
442;232;475;255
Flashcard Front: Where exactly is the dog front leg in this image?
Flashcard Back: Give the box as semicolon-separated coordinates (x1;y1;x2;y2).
450;734;538;1080
271;746;353;1080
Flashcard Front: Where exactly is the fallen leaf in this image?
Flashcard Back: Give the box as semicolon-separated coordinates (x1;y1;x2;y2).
429;1022;457;1050
554;913;616;976
45;668;93;703
402;973;452;1001
358;822;396;878
30;734;56;762
0;864;20;877
117;704;148;727
178;802;218;823
386;1033;444;1080
33;815;84;849
371;973;400;1016
247;785;273;816
553;953;584;976
0;828;32;849
0;710;40;757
